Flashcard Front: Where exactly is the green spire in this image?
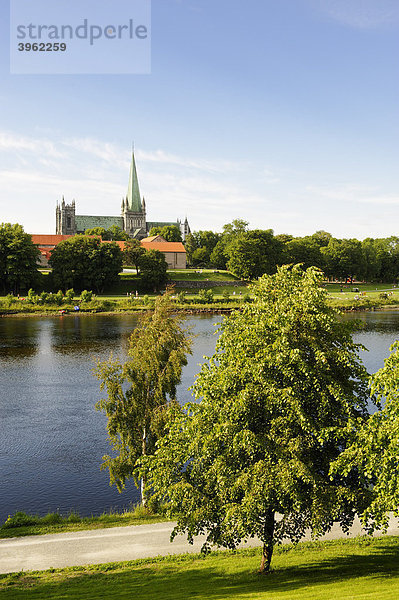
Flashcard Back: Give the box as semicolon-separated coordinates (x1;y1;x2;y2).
127;152;142;212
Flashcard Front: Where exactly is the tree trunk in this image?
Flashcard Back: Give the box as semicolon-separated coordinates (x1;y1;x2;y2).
259;509;275;574
141;426;147;506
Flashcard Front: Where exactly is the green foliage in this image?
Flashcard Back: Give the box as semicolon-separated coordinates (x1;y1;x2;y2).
321;238;366;281
227;229;284;280
177;290;186;304
123;238;145;270
65;288;75;303
3;511;39;528
138;249;168;290
0;223;40;293
185;231;221;266
40;512;63;525
49;235;123;293
149;225;182;242
142;265;371;572
333;341;399;532
95;294;191;502
197;289;214;303
80;290;93;303
85;225;129;241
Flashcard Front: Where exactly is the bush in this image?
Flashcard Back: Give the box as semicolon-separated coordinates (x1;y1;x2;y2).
27;288;38;304
131;504;153;519
65;289;75;304
197;289;214;304
2;511;39;529
5;294;16;307
67;511;82;523
222;289;230;301
177;290;186;304
41;512;63;525
80;290;93;303
54;290;64;306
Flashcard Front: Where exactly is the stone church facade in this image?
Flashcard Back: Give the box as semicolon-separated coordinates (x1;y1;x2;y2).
56;152;190;240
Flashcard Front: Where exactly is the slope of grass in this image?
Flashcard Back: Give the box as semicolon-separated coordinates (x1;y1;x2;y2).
2;536;399;599
0;508;168;539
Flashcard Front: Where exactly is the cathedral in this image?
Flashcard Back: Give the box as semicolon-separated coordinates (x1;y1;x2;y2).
56;152;190;240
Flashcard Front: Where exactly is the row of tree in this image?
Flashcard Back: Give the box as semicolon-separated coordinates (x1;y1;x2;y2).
0;224;168;293
96;267;399;573
186;219;399;281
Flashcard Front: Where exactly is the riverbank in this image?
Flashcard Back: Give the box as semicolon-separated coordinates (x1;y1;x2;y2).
0;507;168;540
2;296;399;317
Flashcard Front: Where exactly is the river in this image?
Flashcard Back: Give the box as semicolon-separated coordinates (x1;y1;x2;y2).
0;311;398;522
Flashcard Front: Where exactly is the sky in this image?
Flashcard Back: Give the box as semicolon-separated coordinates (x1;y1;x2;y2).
0;0;398;238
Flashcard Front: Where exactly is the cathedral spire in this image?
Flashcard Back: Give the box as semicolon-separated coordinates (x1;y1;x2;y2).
127;151;142;212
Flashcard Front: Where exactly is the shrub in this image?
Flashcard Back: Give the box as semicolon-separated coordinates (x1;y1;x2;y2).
27;288;38;304
197;289;214;304
5;294;16;307
2;511;39;529
80;290;93;303
131;504;153;519
222;289;230;301
54;290;64;306
177;291;186;304
65;289;75;304
41;512;63;525
67;512;82;523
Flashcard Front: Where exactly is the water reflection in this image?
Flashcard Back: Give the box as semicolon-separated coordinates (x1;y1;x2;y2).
0;313;220;521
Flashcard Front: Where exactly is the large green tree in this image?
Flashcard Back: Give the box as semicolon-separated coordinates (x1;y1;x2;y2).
139;249;168;290
49;235;122;292
0;223;40;293
227;229;283;279
333;341;399;532
95;294;191;502
123;239;146;271
321;238;366;281
141;265;371;572
185;231;221;266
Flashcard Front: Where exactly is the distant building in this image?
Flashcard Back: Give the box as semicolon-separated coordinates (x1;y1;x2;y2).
32;234;187;269
141;235;187;269
56;152;190;240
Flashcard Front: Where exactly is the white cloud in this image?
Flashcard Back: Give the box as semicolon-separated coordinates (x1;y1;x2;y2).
307;184;399;205
0;130;272;233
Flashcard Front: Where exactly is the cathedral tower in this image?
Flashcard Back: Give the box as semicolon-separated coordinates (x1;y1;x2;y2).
56;197;76;235
122;152;147;238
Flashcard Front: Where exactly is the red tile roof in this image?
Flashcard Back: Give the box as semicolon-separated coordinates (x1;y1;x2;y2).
31;234;73;245
141;241;186;253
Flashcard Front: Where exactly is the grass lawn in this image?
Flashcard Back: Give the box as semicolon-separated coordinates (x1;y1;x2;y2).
168;269;239;282
2;536;399;599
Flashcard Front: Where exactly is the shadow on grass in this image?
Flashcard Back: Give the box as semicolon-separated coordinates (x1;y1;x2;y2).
3;541;399;599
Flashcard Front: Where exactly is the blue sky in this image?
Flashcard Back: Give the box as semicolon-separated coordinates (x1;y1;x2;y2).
0;0;398;237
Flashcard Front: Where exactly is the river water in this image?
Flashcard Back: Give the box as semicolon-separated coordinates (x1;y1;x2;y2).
0;311;398;522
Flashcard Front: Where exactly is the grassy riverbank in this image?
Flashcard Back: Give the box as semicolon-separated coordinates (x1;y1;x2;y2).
2;278;399;316
2;536;399;599
0;507;168;539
